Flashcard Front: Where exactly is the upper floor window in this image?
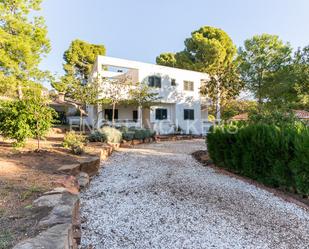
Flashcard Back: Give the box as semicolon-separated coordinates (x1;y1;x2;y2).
184;109;194;120
171;78;176;86
148;76;161;88
184;81;194;91
155;108;167;120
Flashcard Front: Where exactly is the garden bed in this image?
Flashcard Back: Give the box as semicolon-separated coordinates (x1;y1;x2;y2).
0;130;108;249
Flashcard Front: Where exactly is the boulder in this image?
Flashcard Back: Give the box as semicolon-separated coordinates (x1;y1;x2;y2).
77;172;90;189
13;223;73;249
57;164;81;176
33;194;62;208
79;156;100;177
38;192;79;228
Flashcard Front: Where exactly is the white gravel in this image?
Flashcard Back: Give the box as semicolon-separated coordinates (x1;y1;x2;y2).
81;140;309;249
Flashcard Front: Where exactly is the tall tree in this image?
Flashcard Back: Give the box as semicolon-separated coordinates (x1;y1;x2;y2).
238;34;292;105
292;45;309;108
156;26;243;120
156;53;177;67
0;0;50;98
52;40;106;131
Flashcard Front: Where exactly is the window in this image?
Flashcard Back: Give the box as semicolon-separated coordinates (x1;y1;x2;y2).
133;110;138;121
155;108;167;120
105;109;118;121
184;109;194;120
148;76;161;88
184;81;194;91
171;78;176;86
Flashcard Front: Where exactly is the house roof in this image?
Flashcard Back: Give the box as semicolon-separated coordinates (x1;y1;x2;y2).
293;110;309;119
231;113;248;121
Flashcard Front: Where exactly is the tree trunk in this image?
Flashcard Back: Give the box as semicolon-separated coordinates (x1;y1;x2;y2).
17;84;23;100
79;110;83;134
215;78;221;124
36;120;40;151
112;102;116;127
139;106;143;128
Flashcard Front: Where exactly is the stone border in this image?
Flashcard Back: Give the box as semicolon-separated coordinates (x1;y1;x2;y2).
13;145;115;249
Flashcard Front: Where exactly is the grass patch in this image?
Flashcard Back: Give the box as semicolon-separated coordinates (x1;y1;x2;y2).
20;185;43;201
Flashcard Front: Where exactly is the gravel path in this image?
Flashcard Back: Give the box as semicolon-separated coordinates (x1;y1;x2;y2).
81;140;309;249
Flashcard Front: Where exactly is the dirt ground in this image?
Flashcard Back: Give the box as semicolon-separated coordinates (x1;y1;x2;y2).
0;128;101;249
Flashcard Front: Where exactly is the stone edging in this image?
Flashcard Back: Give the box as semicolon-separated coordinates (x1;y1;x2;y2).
13;144;115;249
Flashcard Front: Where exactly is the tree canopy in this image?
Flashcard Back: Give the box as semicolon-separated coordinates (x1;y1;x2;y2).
156;26;243;119
0;0;50;98
238;34;292;105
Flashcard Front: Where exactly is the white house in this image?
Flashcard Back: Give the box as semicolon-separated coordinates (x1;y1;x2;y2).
87;56;211;135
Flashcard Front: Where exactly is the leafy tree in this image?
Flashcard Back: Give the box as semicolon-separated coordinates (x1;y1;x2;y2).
238;34;292;105
209;99;257;121
0;0;50;98
292;46;309;108
59;39;106;90
156;53;177;67
128;82;159;128
0;96;55;148
53;40;106;131
99;77;132;127
156;26;243;120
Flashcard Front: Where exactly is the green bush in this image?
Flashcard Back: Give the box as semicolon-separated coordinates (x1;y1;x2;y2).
0;98;55;148
63;131;85;154
207;123;309;195
88;131;106;142
100;126;122;143
120;127;155;141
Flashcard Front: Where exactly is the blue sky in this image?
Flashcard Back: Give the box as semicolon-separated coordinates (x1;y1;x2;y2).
39;0;309;80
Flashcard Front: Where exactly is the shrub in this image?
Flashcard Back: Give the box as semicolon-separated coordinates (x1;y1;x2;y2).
0;98;55;148
207;123;309;195
120;128;155;141
88;131;106;142
100;126;122;143
122;130;135;141
63;131;85;154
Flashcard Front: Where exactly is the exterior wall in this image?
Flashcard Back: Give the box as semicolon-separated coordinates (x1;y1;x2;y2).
89;56;210;135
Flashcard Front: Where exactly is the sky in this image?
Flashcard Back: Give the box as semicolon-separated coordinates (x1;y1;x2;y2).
39;0;309;83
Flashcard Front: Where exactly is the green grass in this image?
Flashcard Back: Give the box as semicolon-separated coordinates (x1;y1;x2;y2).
20;185;43;201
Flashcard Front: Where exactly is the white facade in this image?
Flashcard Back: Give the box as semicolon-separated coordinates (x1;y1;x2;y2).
88;56;211;135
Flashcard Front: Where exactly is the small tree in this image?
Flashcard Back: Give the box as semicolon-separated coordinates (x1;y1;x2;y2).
128;82;159;128
100;77;132;127
67;80;100;132
0;96;55;149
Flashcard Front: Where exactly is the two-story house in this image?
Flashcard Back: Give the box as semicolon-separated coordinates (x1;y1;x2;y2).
87;56;210;135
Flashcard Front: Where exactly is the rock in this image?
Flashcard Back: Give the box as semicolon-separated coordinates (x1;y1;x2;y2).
13;223;73;249
57;164;81;176
38;192;79;228
44;187;69;195
79;156;100;177
33;194;62;208
132;139;143;145
77;172;89;189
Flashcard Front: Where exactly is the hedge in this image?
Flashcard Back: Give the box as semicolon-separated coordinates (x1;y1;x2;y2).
120;127;156;141
207;123;309;195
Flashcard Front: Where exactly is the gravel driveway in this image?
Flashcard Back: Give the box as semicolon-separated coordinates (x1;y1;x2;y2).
81;140;309;249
